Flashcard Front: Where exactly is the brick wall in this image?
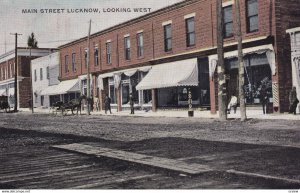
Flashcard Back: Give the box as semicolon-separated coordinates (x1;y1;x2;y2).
19;77;31;108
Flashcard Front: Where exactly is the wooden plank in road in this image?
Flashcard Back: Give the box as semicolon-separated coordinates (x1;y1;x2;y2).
53;143;212;175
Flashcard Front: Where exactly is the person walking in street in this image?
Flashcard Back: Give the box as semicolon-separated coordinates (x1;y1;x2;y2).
227;95;237;114
104;94;112;114
289;86;299;115
260;85;269;114
129;93;134;114
95;96;100;111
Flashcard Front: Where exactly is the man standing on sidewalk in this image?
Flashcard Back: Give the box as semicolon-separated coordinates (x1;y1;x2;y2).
129;93;134;114
289;87;299;115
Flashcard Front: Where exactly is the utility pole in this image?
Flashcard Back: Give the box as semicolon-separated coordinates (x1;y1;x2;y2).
86;19;91;115
10;33;22;112
216;0;227;121
29;47;34;113
235;0;247;121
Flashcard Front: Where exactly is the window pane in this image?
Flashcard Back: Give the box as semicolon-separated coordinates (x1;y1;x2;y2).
225;23;233;37
224;6;233;23
247;0;258;16
249;16;258;32
167;39;172;50
188;33;195;45
187;18;194;33
165;25;172;38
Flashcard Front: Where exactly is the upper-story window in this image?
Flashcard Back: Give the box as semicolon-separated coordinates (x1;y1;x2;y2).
164;24;172;52
46;66;50;80
106;42;112;64
72;53;76;72
84;49;88;68
246;0;259;33
223;5;233;38
40;68;43;80
137;33;144;58
94;47;99;66
34;69;37;82
186;17;195;47
124;36;131;60
64;55;69;73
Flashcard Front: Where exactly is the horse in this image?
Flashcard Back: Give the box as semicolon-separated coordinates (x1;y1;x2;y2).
68;95;86;115
0;101;10;113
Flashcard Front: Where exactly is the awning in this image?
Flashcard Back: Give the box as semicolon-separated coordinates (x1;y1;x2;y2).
208;44;275;77
99;66;151;79
40;79;79;96
136;58;198;90
0;89;6;96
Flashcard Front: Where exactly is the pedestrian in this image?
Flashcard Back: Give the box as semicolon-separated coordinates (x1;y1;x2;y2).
289;86;299;115
95;96;100;111
260;85;269;114
129;93;134;114
227;95;237;114
104;94;112;114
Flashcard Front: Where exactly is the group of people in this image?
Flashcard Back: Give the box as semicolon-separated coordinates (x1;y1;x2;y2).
227;86;299;115
104;93;135;114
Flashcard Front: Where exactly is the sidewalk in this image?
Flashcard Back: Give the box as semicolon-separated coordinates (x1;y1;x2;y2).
19;107;300;120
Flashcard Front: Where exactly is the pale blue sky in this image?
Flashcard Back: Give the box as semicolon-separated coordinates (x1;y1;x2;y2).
0;0;183;54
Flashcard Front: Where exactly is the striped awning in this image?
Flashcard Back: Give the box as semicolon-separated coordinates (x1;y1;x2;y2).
136;58;198;90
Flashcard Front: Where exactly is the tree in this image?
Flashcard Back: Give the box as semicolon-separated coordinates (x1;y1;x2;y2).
27;32;38;48
217;0;227;121
234;0;247;121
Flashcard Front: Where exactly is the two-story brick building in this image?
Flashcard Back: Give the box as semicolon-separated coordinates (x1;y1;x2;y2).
0;48;56;108
58;0;300;113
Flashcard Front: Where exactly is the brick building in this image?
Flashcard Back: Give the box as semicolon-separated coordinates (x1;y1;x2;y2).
286;27;300;113
58;0;300;113
0;48;56;108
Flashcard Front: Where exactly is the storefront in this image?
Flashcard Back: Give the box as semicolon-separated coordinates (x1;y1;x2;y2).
136;58;210;109
209;44;276;110
98;66;152;110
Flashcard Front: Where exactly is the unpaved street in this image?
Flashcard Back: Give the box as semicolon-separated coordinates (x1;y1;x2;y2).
0;112;299;189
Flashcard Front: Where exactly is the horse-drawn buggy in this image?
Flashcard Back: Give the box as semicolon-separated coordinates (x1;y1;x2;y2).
50;95;88;116
0;96;10;112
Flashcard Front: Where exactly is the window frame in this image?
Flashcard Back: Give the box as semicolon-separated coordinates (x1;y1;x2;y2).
94;47;99;66
64;55;69;73
124;36;131;60
136;33;144;58
164;24;172;52
246;0;259;33
71;53;76;72
185;17;196;47
223;5;234;38
106;42;112;64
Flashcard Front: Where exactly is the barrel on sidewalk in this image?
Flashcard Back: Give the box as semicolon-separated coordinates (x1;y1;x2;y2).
188;110;194;117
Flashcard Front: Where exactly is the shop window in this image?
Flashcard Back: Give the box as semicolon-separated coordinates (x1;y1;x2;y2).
137;33;144;58
108;77;116;104
41;95;44;106
246;0;259;33
124;36;131;60
186;17;195;47
223;5;233;38
164;24;172;52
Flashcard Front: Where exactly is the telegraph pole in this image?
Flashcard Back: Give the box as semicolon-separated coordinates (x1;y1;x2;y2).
29;47;34;113
10;33;22;112
86;19;91;115
235;0;247;121
216;0;227;121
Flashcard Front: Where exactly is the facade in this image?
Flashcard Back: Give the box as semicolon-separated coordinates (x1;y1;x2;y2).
31;52;60;108
286;27;300;111
58;0;300;113
0;48;56;108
